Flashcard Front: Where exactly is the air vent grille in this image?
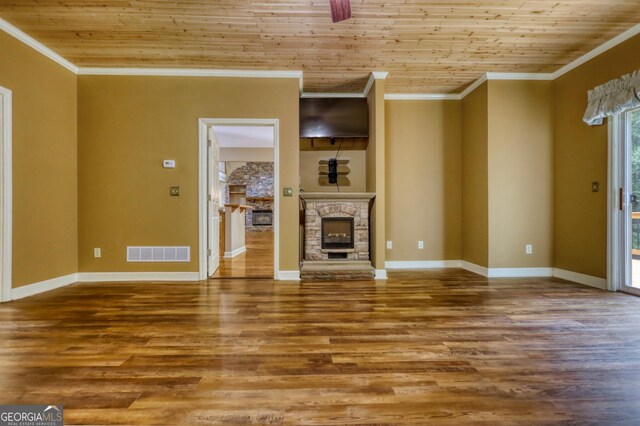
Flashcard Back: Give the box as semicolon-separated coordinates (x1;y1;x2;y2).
127;246;190;263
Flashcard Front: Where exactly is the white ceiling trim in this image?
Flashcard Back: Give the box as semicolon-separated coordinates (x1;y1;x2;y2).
459;74;488;99
384;93;460;101
363;72;389;98
301;71;389;99
0;18;77;73
486;72;554;81
78;67;303;80
551;21;640;80
1;16;639;97
300;92;365;98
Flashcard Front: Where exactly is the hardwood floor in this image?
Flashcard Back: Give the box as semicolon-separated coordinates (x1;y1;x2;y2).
212;231;273;279
1;271;640;424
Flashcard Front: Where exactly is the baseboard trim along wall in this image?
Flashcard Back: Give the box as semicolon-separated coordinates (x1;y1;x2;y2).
552;268;607;290
460;261;490;277
462;262;554;278
11;273;79;300
7;265;608;301
375;269;388;280
223;246;246;259
489;267;554;278
386;260;462;269
78;272;201;282
277;270;301;280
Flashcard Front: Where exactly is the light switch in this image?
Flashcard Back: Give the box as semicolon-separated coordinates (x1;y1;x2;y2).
592;181;600;192
163;160;176;169
170;186;180;196
283;187;293;197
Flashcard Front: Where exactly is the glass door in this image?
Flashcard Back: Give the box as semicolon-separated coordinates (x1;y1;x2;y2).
620;108;640;295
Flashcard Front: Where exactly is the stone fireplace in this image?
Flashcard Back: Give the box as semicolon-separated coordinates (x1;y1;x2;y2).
252;210;273;227
322;217;354;249
300;192;375;280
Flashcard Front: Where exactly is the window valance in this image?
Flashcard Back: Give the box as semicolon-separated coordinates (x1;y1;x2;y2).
583;70;640;126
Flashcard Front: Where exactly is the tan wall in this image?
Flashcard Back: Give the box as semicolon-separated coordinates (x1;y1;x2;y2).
461;82;489;267
554;34;640;278
299;150;366;192
488;80;554;268
366;79;386;270
0;32;78;288
78;76;299;273
385;100;462;261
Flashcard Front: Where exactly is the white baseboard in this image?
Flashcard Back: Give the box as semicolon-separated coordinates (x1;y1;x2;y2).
374;269;388;280
385;260;462;270
78;272;200;282
11;273;78;300
552;268;607;290
488;267;553;278
461;261;489;277
277;270;301;281
224;246;246;259
461;262;554;278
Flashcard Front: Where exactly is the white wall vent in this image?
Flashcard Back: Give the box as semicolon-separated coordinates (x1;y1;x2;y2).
127;246;190;262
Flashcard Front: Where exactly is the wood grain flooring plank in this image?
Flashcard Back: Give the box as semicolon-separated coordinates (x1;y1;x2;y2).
0;270;639;424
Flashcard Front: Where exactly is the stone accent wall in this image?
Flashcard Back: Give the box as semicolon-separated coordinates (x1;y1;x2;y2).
227;162;274;230
304;200;370;261
227;162;274;197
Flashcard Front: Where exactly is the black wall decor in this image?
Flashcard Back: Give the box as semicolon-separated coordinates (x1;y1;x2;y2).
327;158;338;184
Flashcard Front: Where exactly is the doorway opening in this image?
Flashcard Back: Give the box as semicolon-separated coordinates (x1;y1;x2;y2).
198;119;279;281
0;86;12;302
609;108;640;295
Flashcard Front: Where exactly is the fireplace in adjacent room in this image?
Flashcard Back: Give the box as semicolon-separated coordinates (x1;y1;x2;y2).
252;210;273;226
321;217;354;249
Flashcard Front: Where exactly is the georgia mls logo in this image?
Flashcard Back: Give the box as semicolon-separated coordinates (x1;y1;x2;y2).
0;404;63;426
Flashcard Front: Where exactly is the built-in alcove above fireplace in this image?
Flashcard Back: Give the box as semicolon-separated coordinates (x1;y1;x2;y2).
300;192;375;280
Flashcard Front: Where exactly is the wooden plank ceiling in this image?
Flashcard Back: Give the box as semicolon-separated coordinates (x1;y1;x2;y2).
1;1;639;93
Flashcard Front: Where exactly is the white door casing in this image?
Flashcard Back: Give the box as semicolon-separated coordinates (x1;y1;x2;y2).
208;127;220;277
0;86;12;302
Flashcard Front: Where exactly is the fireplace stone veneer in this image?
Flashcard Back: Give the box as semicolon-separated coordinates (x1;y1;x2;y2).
300;192;375;280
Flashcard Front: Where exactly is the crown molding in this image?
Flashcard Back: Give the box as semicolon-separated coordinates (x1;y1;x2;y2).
552;22;640;80
0;18;78;73
384;93;461;101
363;71;389;98
459;74;488;99
300;92;364;98
302;71;390;99
78;67;303;80
485;72;554;81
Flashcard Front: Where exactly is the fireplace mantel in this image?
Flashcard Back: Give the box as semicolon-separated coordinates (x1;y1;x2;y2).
300;192;375;201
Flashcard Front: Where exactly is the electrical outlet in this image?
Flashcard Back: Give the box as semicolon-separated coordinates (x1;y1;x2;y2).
418;240;424;249
170;186;180;196
386;241;392;249
94;248;101;258
526;244;533;255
